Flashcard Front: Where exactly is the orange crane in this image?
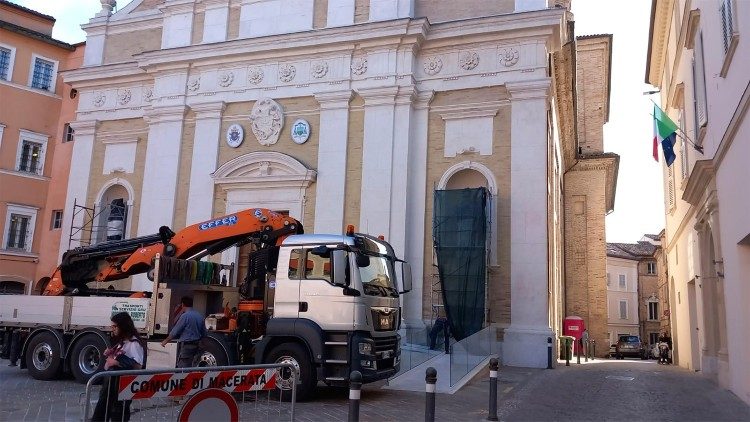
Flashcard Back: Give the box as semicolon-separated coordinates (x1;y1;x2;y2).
42;208;302;296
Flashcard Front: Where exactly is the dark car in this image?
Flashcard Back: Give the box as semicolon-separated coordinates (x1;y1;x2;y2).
615;335;643;359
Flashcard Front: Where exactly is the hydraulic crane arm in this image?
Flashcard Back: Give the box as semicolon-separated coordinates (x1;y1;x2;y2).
42;209;302;296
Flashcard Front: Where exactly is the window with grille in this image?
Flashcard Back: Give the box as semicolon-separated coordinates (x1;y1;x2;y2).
31;57;54;91
63;123;74;142
619;274;626;289
0;47;10;80
51;210;63;230
647;262;657;275
720;0;734;53
648;301;659;321
619;300;628;319
6;213;30;250
17;140;43;174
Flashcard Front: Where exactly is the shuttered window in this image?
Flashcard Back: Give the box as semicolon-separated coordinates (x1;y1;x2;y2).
720;0;734;53
679;110;689;180
693;31;708;133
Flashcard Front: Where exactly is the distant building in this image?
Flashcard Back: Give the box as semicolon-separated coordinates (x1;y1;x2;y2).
605;236;662;349
0;0;83;295
646;0;750;404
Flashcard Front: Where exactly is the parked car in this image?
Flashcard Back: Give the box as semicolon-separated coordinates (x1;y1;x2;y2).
615;335;644;359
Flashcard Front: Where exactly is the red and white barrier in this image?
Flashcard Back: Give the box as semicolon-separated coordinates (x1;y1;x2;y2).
117;368;277;400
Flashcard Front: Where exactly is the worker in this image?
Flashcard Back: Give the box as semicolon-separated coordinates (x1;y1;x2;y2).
161;296;207;368
92;312;144;422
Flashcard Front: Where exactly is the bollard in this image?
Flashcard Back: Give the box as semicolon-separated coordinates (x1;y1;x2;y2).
425;367;437;422
565;338;570;366
349;371;362;422
577;339;581;364
547;337;553;369
585;340;588;362
487;358;499;421
592;340;596;360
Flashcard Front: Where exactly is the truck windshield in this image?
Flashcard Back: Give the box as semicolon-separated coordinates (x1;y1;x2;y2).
357;254;398;297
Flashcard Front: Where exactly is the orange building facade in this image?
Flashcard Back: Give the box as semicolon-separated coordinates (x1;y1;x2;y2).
0;0;83;294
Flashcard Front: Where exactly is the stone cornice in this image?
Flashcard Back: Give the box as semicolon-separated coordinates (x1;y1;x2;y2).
314;90;354;110
189;101;227;119
159;0;196;15
413;90;435;110
645;0;674;86
69;120;100;137
438;103;503;120
358;86;400;106
681;159;714;206
506;78;551;100
568;153;620;214
62;62;149;88
144;105;188;123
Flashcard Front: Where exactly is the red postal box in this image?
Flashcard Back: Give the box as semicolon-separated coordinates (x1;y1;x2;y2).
563;316;585;354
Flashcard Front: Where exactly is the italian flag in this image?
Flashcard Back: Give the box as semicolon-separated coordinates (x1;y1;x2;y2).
653;104;678;166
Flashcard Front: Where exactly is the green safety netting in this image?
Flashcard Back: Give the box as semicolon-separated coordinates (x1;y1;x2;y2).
432;188;488;341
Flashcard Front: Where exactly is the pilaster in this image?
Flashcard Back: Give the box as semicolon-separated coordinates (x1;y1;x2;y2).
160;0;196;49
313;90;353;234
186;101;226;225
503;78;553;368
202;0;230;43
60;120;99;259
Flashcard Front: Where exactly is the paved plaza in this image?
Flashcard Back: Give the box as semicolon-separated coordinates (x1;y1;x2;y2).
1;357;749;421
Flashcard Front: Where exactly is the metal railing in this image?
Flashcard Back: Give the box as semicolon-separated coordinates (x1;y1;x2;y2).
82;363;297;421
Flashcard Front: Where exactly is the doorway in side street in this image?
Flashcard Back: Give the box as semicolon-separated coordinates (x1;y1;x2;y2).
687;279;701;371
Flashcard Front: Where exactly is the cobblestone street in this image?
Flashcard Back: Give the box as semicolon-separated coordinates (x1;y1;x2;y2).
2;356;749;421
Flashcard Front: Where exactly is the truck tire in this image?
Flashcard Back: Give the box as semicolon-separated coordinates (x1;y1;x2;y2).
70;334;107;383
25;332;62;381
196;338;229;367
267;342;316;402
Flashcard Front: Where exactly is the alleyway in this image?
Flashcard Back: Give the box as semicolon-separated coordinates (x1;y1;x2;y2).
1;357;748;421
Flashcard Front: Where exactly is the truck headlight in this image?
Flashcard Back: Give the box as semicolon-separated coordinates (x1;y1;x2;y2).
358;342;373;355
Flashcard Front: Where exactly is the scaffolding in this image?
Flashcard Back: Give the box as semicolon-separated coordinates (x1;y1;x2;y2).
68;198;132;250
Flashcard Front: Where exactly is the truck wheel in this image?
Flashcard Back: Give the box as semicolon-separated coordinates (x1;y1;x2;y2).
70;334;107;383
196;339;229;367
25;332;62;381
267;342;316;402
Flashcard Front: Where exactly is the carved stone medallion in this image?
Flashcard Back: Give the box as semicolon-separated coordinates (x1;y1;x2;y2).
218;71;234;87
499;47;520;67
279;64;296;83
93;92;106;107
188;77;201;92
311;61;329;79
142;87;154;103
250;98;284;146
423;57;443;75
459;51;480;71
117;88;131;105
248;67;264;85
351;57;368;75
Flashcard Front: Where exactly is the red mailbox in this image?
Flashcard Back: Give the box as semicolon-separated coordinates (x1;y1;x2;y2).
563;316;586;354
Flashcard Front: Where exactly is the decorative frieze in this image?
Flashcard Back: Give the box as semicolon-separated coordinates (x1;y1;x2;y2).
499;47;520;67
218;71;234;87
143;87;154;103
188;77;201;92
247;67;264;85
459;51;480;71
351;56;368;75
93;92;106;107
117;88;132;105
311;61;329;79
250;98;284;146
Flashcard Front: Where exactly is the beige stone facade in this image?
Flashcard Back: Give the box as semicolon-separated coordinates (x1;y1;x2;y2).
61;0;617;368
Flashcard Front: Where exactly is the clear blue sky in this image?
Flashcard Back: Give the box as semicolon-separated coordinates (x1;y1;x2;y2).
11;0;664;243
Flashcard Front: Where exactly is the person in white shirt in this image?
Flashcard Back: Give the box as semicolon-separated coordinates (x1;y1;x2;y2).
92;312;145;422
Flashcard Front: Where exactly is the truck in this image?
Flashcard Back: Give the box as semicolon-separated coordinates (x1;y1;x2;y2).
0;208;412;400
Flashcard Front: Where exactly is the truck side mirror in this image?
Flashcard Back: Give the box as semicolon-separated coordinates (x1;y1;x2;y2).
332;250;348;287
398;261;413;294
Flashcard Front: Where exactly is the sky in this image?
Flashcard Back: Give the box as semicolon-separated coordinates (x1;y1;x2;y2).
10;0;664;243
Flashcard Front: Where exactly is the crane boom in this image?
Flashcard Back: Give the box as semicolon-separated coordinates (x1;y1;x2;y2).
42;209;302;296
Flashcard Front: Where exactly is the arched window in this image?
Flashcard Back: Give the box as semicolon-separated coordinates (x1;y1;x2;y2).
94;181;134;244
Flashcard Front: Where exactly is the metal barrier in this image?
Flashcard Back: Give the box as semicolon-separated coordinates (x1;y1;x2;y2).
82;363;297;421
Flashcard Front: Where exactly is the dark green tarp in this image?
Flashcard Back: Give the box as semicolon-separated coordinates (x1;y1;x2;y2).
433;188;488;341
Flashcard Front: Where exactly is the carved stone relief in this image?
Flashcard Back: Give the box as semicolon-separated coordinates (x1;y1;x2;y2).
351;57;368;75
311;61;329;79
279;64;296;83
142;87;154;103
424;57;443;75
188;77;201;91
218;71;234;87
459;51;480;71
93;92;106;107
117;88;132;105
248;67;264;85
499;47;520;67
250;98;284;146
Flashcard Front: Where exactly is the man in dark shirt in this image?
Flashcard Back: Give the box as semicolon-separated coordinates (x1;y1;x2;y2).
161;296;207;368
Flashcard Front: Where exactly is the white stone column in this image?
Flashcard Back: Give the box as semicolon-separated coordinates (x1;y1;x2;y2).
202;0;230;43
185;102;225;226
503;79;554;368
313;90;353;234
327;0;355;27
358;86;399;238
160;0;196;49
404;90;434;328
59;120;98;259
138;106;187;236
